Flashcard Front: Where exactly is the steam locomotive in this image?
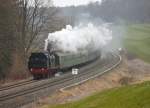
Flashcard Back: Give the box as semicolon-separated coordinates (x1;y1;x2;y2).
28;50;100;79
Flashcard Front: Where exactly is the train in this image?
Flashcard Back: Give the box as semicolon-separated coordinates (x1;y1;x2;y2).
28;50;100;79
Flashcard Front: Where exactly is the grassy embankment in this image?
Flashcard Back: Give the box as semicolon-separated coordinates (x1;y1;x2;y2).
124;24;150;63
44;81;150;108
43;24;150;108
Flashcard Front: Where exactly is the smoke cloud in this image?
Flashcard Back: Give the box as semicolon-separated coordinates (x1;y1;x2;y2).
45;22;113;53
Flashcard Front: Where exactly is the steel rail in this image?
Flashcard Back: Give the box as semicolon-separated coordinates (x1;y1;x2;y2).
0;53;120;102
0;57;104;101
60;53;121;91
0;80;36;91
0;53;121;108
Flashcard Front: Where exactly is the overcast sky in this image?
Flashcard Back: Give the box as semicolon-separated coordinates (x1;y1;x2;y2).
53;0;102;7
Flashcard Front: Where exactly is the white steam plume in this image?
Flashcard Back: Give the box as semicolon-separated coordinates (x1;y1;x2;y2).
45;23;112;53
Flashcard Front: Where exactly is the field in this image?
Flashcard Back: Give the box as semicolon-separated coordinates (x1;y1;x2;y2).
124;24;150;63
44;81;150;108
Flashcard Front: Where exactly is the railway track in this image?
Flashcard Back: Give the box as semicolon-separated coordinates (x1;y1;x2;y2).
0;80;37;91
0;53;121;108
0;56;106;101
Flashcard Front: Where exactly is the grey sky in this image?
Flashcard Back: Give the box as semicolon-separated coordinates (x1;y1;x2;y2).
53;0;102;7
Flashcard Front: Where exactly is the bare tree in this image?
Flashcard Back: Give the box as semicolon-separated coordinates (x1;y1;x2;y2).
0;0;16;80
0;0;63;80
15;0;57;63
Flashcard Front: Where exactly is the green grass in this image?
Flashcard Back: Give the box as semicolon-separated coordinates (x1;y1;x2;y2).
124;24;150;63
44;81;150;108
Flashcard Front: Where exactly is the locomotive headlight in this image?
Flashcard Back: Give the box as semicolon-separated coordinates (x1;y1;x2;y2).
30;68;33;71
42;68;44;71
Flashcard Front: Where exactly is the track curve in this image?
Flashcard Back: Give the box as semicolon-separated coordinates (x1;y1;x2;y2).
0;53;121;108
60;53;121;91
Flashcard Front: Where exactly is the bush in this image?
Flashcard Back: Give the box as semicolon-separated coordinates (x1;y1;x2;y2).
119;76;133;85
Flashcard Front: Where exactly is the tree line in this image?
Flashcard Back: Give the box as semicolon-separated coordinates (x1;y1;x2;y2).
0;0;66;81
60;0;150;23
